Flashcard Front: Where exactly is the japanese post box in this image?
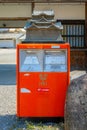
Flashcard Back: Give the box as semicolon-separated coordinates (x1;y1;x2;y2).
17;43;70;117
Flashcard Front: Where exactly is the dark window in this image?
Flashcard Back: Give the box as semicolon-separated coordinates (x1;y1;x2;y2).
59;20;85;48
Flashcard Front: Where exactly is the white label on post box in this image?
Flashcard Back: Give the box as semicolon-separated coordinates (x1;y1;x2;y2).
24;73;30;76
51;46;60;48
20;88;31;93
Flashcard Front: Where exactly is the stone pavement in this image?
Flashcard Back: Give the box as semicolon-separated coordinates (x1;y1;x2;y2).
70;70;86;81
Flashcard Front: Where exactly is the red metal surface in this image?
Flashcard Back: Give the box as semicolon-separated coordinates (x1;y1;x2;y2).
17;43;70;117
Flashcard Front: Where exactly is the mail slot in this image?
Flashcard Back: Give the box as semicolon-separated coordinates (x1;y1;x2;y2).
17;43;70;117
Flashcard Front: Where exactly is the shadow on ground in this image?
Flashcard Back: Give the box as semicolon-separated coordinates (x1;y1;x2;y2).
0;64;16;85
0;114;26;130
0;114;64;130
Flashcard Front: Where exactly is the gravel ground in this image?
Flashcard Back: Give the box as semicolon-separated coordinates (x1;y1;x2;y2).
0;85;28;130
0;86;17;130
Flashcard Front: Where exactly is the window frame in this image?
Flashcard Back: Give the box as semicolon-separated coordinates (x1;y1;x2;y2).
58;20;85;49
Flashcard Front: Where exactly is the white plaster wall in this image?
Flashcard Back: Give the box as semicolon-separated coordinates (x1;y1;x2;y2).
0;3;85;27
0;3;32;17
35;3;85;20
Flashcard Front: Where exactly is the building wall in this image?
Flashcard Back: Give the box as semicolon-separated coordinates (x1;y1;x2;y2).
0;3;85;27
0;3;85;19
35;3;85;19
0;2;86;70
0;3;31;18
0;3;31;27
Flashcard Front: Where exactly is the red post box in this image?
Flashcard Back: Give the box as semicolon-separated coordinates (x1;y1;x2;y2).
17;43;70;117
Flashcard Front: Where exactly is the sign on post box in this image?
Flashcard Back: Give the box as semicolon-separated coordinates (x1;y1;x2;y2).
17;43;70;117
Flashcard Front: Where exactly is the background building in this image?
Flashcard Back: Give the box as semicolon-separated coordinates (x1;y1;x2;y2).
0;0;87;70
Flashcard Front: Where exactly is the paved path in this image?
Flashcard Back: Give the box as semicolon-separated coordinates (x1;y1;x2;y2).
0;49;16;85
0;67;16;85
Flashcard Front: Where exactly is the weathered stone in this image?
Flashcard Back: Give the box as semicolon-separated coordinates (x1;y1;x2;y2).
65;74;87;130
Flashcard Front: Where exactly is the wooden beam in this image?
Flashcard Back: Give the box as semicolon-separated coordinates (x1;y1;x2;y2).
31;2;35;13
0;17;31;20
85;2;87;47
0;0;87;3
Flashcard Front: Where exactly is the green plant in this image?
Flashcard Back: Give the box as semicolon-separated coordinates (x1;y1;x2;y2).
25;121;35;130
